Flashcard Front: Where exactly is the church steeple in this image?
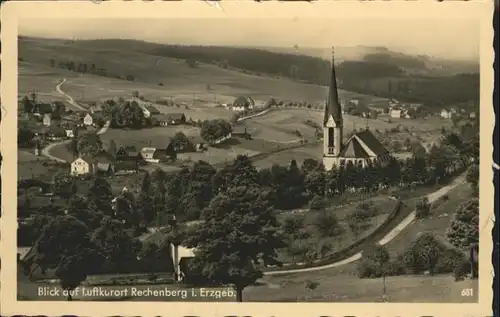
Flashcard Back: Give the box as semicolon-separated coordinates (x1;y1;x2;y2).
323;47;343;127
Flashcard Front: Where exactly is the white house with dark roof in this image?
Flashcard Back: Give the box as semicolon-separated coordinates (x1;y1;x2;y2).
322;47;391;171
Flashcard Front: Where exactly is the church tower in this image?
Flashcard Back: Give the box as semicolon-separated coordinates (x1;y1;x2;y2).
323;47;343;170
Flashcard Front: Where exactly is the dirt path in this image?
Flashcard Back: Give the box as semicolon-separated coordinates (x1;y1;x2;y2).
263;173;466;276
41;78;110;163
56;78;86;111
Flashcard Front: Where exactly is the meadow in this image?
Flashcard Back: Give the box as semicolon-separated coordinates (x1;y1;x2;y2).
242;179;476;303
275;195;396;263
19;37;387;106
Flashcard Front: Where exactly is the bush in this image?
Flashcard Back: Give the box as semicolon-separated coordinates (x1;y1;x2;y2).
385;259;407;276
357;259;383;278
453;259;471;281
309;195;326;211
435;248;466;274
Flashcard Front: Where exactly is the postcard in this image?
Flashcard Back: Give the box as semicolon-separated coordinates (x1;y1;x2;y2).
0;1;494;316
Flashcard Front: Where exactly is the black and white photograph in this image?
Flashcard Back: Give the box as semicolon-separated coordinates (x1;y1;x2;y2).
0;1;493;315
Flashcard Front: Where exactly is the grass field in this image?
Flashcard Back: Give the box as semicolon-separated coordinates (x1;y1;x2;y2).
276;195;396;263
244;273;478;302
19;37;387;106
384;182;473;257
241;180;476;302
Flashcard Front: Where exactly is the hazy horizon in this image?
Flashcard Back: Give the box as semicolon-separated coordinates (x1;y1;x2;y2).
19;18;479;61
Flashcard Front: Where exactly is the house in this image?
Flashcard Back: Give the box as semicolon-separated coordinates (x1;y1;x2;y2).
33;103;53;117
65;129;75;138
232;127;251;140
140;147;158;163
94;151;116;175
46;126;66;141
232;96;255;112
145;105;160;117
189;136;208;152
440;109;452;119
153;114;171;127
165;113;186;125
388;99;399;108
83;113;94;126
171;242;196;282
70;156;96;176
51;101;66;114
116;146;141;161
115;160;139;175
152;148;169;163
42;114;52;126
390;108;402;119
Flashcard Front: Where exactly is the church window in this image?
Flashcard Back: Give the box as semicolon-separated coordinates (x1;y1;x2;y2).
328;128;334;147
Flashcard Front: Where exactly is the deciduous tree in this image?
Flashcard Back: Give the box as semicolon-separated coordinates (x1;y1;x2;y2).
185;185;285;302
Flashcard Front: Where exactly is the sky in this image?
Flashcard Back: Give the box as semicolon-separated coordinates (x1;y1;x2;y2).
19;18;480;61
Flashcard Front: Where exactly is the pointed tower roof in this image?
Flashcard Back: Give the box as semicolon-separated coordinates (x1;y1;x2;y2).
323;47;343;126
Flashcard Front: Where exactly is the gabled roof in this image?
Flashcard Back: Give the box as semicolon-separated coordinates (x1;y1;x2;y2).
233;96;255;108
354;129;389;156
167;113;185;120
75;155;96;165
140;147;157;155
117;145;139;157
323;47;342;127
146;105;160;114
153;148;168;159
153;114;170;122
339;137;370;158
97;163;112;171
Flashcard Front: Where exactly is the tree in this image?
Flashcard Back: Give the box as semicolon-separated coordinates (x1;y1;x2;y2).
21;95;34;113
403;233;441;275
87;177;113;216
76;133;103;156
304;169;326;197
120;101;146;128
415;197;431;219
281;215;305;236
108;140;117;158
346;209;372;240
466;164;479;196
445;198;479;249
67;195;103;229
309;195;326;211
53;173;74;200
200;119;232;144
91;216;142;273
170;132;194;153
185;185;285;302
18;127;35;148
313;211;341;238
33;215;103;300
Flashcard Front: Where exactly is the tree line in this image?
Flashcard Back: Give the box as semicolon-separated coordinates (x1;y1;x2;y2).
49;58;135;82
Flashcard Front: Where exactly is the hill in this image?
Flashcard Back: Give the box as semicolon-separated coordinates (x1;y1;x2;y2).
19;36;479;107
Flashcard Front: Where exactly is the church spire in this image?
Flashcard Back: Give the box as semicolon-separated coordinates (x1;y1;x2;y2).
323;46;343;127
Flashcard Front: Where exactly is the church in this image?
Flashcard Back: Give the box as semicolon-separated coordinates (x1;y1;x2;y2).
322;48;392;171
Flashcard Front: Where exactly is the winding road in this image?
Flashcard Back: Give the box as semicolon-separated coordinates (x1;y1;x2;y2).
41;79;110;163
263;173;466;275
56;78;86;111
